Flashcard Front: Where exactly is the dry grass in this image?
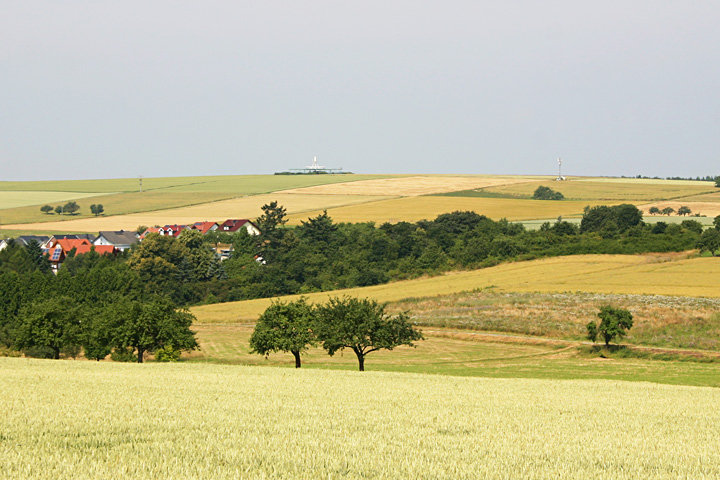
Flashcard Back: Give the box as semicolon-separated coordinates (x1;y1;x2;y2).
190;253;720;323
277;175;544;196
5;193;391;232
391;291;720;349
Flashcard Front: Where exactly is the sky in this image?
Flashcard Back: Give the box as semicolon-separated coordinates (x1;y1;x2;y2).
1;1;719;181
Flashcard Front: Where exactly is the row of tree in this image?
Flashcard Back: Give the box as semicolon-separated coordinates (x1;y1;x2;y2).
249;297;423;371
39;202;104;216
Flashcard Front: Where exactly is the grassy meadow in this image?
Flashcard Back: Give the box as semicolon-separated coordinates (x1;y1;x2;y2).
3;357;720;479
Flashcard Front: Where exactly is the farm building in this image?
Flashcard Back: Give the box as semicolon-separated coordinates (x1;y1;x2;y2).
219;219;261;235
94;230;139;251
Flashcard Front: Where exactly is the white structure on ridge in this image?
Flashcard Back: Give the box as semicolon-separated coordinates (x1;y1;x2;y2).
556;157;566;181
306;156;326;171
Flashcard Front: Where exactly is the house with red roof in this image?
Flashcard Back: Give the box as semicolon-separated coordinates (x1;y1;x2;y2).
191;221;219;235
219;219;261;235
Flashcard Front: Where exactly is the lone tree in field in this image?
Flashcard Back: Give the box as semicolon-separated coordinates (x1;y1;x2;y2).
40;205;54;214
587;305;634;347
315;296;424;371
250;298;316;368
532;185;564;200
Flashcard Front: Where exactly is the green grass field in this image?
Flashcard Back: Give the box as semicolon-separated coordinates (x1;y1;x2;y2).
2;357;719;479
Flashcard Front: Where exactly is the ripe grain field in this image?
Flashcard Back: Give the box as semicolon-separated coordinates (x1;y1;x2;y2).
2;358;719;479
190;253;720;323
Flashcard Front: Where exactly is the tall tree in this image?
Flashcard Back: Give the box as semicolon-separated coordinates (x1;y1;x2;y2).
15;297;85;359
586;305;634;347
108;297;198;363
315;296;424;371
250;298;316;368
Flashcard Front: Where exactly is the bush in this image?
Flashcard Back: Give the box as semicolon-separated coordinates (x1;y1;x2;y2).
155;345;181;362
110;347;137;362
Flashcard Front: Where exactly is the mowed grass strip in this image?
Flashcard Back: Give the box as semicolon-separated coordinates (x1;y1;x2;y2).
465;178;715;201
2;357;720;479
298;196;617;224
190;324;551;368
190;253;720;323
6;193;393;232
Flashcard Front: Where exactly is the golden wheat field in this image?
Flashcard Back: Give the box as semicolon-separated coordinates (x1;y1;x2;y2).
190;253;720;323
1;358;719;479
277;175;543;196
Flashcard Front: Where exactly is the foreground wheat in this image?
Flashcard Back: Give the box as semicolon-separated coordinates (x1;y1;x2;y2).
1;358;719;479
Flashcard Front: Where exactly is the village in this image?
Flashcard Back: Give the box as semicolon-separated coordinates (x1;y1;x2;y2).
0;219;261;273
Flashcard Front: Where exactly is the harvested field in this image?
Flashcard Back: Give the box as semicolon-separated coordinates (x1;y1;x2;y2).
190;253;720;323
277;175;543;196
639;201;720;218
6;193;391;232
470;179;715;201
298;196;612;224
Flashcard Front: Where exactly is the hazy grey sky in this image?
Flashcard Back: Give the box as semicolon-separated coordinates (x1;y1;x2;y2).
2;1;719;181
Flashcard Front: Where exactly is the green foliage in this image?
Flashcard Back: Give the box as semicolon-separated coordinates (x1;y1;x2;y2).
580;204;643;235
249;298;316;368
155;345;182;362
54;205;63;215
697;229;720;256
677;205;692;216
315;296;424;371
90;204;104;216
648;206;661;215
586;305;634;346
40;204;54;214
15;297;85;359
661;206;675;216
107;297;198;363
63;201;80;215
110;347;137;362
532;186;564;200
